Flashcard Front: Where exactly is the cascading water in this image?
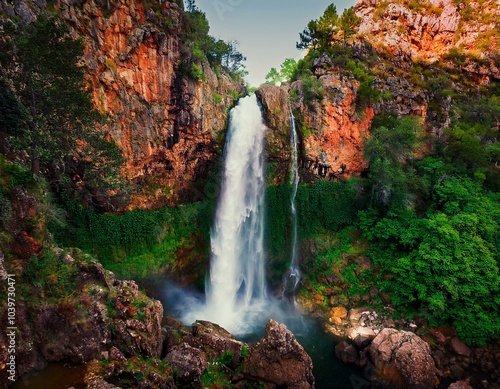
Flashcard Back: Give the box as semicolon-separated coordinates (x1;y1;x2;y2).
182;94;268;335
283;109;301;303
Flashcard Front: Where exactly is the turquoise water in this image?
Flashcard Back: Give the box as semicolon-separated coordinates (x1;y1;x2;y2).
13;277;365;389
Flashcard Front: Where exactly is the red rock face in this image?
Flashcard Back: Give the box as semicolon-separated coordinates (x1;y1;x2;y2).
55;0;245;207
355;0;499;82
298;86;374;178
290;72;375;179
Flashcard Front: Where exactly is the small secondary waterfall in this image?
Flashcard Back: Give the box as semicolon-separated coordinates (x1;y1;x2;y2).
183;94;268;335
284;110;301;302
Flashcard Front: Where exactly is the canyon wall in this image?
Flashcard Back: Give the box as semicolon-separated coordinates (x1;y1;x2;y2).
0;0;245;207
259;0;499;183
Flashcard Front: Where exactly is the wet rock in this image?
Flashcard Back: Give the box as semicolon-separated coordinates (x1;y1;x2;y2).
450;337;472;357
335;340;358;364
165;342;208;385
368;328;438;389
242;320;315;388
346;326;378;348
448;380;473;389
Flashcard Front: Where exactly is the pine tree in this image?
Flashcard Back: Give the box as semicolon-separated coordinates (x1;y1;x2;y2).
0;14;124;199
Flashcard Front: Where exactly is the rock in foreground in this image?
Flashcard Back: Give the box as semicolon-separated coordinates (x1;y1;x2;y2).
242;319;315;389
368;328;438;389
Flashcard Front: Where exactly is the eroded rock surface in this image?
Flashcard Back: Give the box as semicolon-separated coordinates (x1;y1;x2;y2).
242;319;315;389
368;328;438;389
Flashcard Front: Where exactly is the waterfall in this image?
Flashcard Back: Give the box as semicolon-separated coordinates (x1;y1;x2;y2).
182;94;268;335
284;109;301;302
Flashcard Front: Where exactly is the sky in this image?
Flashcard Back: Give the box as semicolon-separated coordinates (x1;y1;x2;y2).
194;0;357;87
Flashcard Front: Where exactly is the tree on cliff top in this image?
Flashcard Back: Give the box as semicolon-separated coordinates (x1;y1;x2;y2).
297;4;339;50
339;7;361;46
265;58;298;85
0;14;124;201
182;0;246;79
296;5;361;51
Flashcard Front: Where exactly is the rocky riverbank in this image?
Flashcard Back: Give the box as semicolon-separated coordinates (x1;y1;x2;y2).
326;305;500;388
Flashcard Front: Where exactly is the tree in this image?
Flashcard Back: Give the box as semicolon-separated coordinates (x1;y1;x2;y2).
359;176;500;345
265;67;281;85
296;4;339;51
280;58;298;81
0;15;124;199
182;3;246;77
339;7;361;46
265;58;298;85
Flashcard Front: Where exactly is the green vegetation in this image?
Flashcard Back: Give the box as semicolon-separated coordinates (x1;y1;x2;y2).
0;14;124;201
356;93;500;344
296;4;339;51
21;250;79;303
296;6;361;51
266;179;363;281
265;58;298;85
200;351;235;388
281;81;500;345
181;1;246;82
49;196;213;280
360;176;500;345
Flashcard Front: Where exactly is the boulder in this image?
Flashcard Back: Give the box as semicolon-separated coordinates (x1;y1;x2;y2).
368;328;438;389
242;320;315;388
165;342;208;385
450;337;472;357
346;326;378;348
335;340;358;364
187;321;245;365
447;381;473;389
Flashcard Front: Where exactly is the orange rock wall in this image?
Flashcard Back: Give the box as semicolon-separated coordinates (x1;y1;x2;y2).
57;0;244;207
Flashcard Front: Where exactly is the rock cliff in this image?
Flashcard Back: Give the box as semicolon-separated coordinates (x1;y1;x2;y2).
367;328;438;388
356;0;499;78
258;0;499;183
0;249;164;383
0;0;245;207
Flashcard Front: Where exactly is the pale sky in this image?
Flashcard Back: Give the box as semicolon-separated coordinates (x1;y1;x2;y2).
194;0;357;87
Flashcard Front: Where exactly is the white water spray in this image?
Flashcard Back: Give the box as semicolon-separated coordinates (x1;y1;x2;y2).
182;95;268;334
285;109;301;301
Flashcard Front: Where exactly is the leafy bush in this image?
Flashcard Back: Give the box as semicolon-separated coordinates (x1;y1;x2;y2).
50;196;213;280
302;73;325;106
190;63;206;81
22;250;78;302
360;174;500;345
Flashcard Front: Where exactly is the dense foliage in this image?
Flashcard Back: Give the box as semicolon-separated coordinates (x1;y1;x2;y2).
356;91;500;344
50;195;213;280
